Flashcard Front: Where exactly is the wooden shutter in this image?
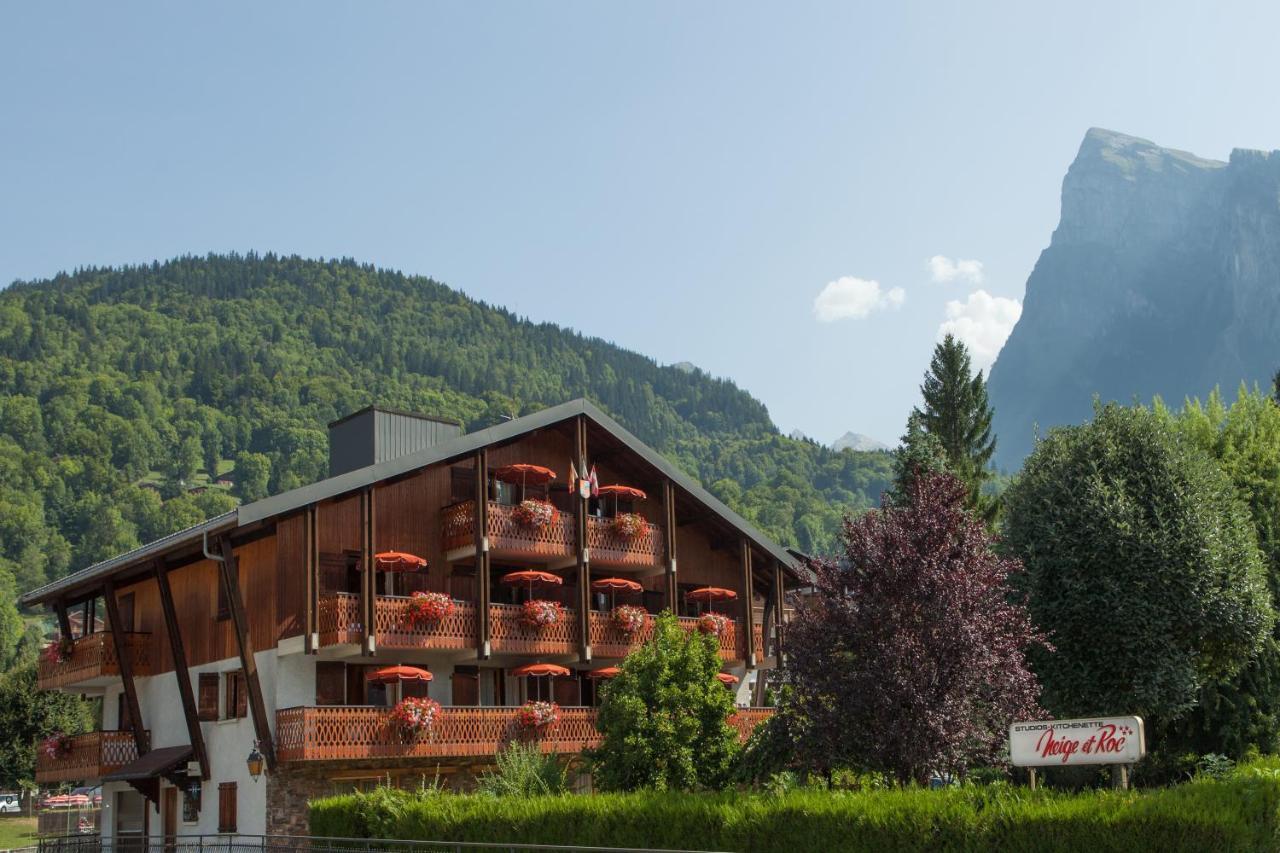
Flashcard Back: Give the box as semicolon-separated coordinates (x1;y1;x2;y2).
452;666;479;706
315;663;346;706
553;676;580;707
217;783;236;833
215;573;230;621
197;674;219;721
234;673;248;718
449;466;475;502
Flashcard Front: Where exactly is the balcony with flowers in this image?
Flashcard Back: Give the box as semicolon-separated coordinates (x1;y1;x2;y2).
37;632;153;691
35;730;144;784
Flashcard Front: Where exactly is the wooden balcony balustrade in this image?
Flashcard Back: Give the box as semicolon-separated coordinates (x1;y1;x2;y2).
585;516;664;567
274;705;774;763
316;592;760;661
35;730;143;784
37;632;153;691
441;501;575;562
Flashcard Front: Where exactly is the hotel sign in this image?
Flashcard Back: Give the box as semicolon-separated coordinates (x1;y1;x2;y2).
1009;716;1145;767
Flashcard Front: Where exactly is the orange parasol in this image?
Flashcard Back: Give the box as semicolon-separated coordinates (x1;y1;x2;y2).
716;672;740;685
592;576;643;609
597;484;647;500
501;570;563;600
371;551;428;572
688;586;738;616
510;662;571;678
494;464;556;501
587;666;621;679
366;665;433;684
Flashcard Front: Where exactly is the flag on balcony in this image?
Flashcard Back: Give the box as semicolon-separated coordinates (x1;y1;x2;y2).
569;461;579;493
588;465;599;498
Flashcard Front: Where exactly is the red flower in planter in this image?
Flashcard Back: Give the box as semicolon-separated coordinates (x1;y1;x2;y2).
697;613;730;636
521;599;563;628
612;512;650;539
516;701;559;730
41;734;73;760
512;500;559;528
388;697;442;739
405;592;454;626
611;605;647;635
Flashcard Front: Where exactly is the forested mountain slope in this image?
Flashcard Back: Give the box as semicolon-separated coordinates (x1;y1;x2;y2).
0;254;891;596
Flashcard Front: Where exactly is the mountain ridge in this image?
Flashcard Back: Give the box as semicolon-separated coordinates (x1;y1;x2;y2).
988;129;1280;468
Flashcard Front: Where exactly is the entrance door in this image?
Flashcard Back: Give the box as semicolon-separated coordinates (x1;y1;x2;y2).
114;790;145;853
162;786;177;851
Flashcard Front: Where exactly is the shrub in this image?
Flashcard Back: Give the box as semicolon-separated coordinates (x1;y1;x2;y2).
310;758;1280;852
476;742;570;797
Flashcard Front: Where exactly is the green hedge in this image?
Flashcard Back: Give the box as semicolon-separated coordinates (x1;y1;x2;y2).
310;760;1280;852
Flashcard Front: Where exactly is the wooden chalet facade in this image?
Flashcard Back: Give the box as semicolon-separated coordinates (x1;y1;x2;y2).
22;400;799;842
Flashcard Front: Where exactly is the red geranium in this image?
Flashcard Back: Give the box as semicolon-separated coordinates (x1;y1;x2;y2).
405;592;454;626
516;701;559;730
388;697;442;739
521;599;563;628
611;605;647;635
41;734;73;760
512;500;558;528
697;612;730;636
612;512;649;539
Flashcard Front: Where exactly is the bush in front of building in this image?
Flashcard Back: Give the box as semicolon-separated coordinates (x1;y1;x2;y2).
311;758;1280;852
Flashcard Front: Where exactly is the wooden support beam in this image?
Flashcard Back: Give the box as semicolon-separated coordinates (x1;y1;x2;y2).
304;504;319;654
474;450;491;659
102;579;148;756
773;560;786;665
663;481;678;611
575;416;592;662
360;489;376;656
217;537;276;773
741;539;756;668
153;561;209;780
53;600;72;640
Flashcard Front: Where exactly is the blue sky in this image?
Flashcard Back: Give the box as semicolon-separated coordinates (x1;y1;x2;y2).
3;2;1279;444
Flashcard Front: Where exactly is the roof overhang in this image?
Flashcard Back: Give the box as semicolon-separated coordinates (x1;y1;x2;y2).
22;398;803;608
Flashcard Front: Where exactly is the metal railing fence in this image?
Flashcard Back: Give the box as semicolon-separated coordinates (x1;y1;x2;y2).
36;834;729;853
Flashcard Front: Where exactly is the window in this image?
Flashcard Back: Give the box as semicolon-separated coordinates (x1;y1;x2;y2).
182;780;201;823
224;671;247;719
215;573;230;621
315;662;346;706
197;674;220;721
217;783;236;833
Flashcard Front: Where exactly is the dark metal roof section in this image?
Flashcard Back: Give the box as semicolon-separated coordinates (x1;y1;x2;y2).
327;405;463;477
21;399;800;607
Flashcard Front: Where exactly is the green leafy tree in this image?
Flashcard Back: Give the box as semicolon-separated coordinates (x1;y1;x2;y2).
591;612;739;791
886;411;948;507
232;452;271;503
1004;402;1275;731
0;661;96;789
913;335;996;508
1162;386;1280;756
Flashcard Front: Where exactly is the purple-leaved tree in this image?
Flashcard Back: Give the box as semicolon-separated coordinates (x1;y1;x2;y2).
786;470;1047;784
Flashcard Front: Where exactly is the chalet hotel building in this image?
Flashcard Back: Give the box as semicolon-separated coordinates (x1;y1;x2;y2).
25;400;798;844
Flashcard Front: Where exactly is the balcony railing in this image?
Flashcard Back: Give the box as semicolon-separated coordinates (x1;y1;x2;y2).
275;705;773;763
275;706;601;762
441;501;575;562
586;516;663;567
35;730;143;784
37;633;153;691
317;593;759;661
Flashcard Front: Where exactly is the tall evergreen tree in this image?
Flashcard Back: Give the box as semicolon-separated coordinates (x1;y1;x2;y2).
912;335;996;504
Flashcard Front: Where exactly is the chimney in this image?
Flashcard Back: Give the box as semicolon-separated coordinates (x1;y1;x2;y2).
327;406;463;477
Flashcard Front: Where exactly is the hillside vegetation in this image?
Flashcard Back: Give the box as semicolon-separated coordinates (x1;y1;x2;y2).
0;253;891;598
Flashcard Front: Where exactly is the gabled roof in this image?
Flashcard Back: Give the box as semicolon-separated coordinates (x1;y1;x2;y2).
20;398;799;607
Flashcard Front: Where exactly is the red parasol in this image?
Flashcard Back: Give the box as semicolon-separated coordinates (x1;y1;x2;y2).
592;575;643;609
597;485;647;500
716;672;740;685
688;586;737;616
591;577;643;593
510;662;571;678
371;551;428;572
587;666;621;679
494;463;556;501
501;570;563;600
366;665;433;684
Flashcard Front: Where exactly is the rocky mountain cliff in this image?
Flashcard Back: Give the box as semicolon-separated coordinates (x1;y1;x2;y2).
988;128;1280;469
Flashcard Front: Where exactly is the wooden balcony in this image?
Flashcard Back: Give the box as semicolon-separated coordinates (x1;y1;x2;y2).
586;516;664;568
275;705;601;762
35;730;142;784
37;633;153;691
317;592;761;661
442;501;576;564
275;705;773;763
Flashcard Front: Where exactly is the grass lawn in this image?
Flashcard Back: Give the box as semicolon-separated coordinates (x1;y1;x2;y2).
0;816;38;850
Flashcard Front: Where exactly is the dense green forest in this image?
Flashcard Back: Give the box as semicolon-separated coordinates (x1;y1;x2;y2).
0;253;892;601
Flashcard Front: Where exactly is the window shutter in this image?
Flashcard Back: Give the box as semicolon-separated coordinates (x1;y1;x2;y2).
215;573;230;621
235;673;248;718
217;783;237;833
197;674;220;721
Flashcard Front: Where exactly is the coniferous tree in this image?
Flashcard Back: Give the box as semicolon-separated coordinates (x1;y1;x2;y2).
912;335;996;507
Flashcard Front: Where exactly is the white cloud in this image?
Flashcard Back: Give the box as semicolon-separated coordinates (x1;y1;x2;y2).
928;255;985;285
937;289;1022;370
813;276;906;322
